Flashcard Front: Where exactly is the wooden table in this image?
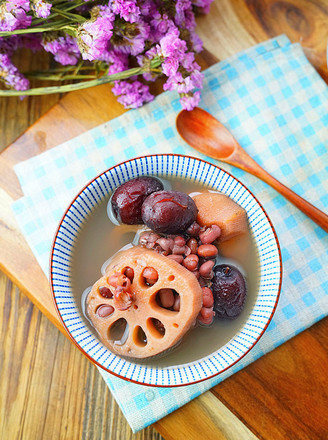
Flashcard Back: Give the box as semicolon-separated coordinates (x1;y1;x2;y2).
1;1;328;439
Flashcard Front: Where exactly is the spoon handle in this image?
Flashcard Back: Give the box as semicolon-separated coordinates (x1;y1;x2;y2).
233;151;328;233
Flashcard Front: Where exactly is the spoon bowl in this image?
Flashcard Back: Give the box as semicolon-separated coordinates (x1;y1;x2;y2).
177;108;236;159
176;107;328;233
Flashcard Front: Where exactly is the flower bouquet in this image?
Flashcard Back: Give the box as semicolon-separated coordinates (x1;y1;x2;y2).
0;0;213;110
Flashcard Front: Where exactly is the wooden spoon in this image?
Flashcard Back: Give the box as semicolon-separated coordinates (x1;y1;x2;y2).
176;107;328;233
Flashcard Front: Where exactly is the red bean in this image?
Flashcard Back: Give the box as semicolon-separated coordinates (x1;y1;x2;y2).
145;232;161;249
144;277;157;285
124;267;134;282
183;254;199;271
152;318;165;334
197;244;218;258
159;288;175;308
202;287;214;308
172;244;186;255
187;237;198;254
108;273;131;290
200;306;214;319
156;237;174;252
98;286;113;298
186;221;201;236
143;267;158;285
97;304;114;317
113;288;134;310
184;246;191;256
198;307;214;325
149;232;160;242
199;225;221;244
175;236;186;246
199;260;215;278
167;254;184;264
173;294;180;311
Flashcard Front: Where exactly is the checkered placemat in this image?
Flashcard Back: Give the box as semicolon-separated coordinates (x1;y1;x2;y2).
12;35;328;432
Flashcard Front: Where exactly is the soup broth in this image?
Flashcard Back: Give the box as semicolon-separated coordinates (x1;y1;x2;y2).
71;177;259;367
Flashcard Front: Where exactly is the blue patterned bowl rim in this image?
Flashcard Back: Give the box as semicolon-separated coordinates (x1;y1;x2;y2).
50;154;282;387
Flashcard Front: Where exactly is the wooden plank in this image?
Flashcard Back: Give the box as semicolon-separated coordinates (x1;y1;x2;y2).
211;318;328;439
154;392;257;440
0;273;164;440
1;1;328;438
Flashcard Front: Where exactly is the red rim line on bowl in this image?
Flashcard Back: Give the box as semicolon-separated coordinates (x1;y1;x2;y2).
49;153;283;387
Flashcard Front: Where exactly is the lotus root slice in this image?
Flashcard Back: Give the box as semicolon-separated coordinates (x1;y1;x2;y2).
86;246;203;358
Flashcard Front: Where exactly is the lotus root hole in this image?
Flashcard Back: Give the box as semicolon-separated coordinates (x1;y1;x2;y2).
108;318;128;344
133;304;138;310
168;275;175;281
154;289;180;312
147;318;165;338
141;267;159;287
133;326;147;347
123;266;134;283
96;304;114;318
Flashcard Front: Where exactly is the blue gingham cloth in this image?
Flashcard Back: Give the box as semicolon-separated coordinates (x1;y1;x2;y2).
12;35;328;432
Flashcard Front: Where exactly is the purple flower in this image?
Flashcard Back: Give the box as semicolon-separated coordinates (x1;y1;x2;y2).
138;0;156;16
0;53;29;90
112;80;154;109
31;0;52;19
191;0;214;14
182;8;196;31
189;30;203;52
112;20;150;56
164;69;203;94
77;6;115;61
112;0;140;23
166;69;203;96
159;28;187;59
0;0;211;109
179;90;201;110
0;35;19;56
98;49;129;75
42;35;80;65
150;12;175;40
161;57;179;77
175;0;192;27
0;0;31;31
150;27;204;110
180;51;200;72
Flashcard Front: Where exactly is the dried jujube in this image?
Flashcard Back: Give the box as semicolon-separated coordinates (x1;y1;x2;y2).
111;176;163;224
141;190;198;234
212;264;247;319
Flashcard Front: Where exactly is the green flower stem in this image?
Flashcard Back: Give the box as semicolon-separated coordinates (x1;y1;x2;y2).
0;24;73;36
72;60;84;76
23;64;106;75
31;1;92;25
51;7;87;23
0;60;163;96
26;74;98;80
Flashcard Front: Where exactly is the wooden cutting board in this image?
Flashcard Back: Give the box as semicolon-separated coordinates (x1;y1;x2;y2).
1;1;328;438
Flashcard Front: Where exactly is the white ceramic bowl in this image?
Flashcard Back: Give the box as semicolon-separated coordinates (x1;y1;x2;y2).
50;154;282;387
